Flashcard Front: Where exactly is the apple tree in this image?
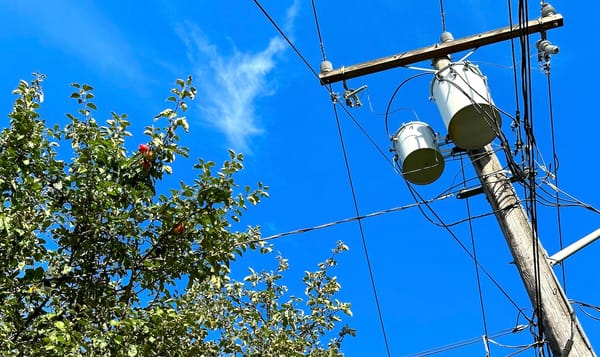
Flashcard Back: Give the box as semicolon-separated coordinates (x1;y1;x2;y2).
0;74;354;355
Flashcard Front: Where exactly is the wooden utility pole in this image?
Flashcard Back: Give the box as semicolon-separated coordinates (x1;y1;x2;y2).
469;146;595;356
320;11;596;356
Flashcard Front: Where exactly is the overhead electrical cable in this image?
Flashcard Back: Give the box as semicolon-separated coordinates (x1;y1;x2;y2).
310;0;327;61
571;300;600;321
535;183;600;214
460;156;490;345
251;3;390;353
507;0;524;160
517;0;545;353
237;194;453;245
251;0;321;80
406;183;530;319
406;324;529;356
331;102;392;357
544;67;567;290
385;72;435;137
252;0;392;172
339;104;396;169
439;0;447;32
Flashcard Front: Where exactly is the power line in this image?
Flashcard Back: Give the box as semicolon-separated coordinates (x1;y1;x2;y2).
406;324;529;356
310;0;327;61
338;104;395;169
460;156;490;348
385;72;431;137
544;66;567;291
251;0;321;80
572;300;600;322
439;0;447;33
331;102;392;357
251;4;391;353
406;183;530;319
238;194;454;245
534;182;600;214
517;1;545;352
507;0;524;160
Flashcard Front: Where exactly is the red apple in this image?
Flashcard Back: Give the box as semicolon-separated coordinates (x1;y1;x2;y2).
138;143;149;153
173;222;185;234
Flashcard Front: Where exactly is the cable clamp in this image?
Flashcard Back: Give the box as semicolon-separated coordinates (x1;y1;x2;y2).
342;78;367;108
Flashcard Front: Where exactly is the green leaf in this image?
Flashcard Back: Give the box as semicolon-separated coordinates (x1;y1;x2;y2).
0;74;352;356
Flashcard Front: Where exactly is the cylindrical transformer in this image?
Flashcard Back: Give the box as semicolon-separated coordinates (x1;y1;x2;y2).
430;62;501;149
392;121;445;185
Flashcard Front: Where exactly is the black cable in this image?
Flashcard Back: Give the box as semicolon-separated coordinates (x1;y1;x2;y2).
406;183;530;320
507;0;524;160
460;155;490;341
407;324;529;357
517;1;545;352
252;0;321;80
577;305;600;322
545;70;566;291
310;0;327;61
535;183;600;214
332;102;392;357
572;300;600;321
252;4;391;353
439;0;447;33
571;299;600;321
339;104;396;169
237;194;453;245
384;72;431;137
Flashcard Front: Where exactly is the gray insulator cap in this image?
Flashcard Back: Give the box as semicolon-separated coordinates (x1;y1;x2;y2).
537;39;559;54
320;60;333;73
541;3;556;17
440;31;454;43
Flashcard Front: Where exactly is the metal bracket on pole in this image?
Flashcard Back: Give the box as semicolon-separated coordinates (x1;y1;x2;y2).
548;228;600;266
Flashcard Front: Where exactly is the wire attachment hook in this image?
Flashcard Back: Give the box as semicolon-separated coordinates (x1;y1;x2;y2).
342;79;367;108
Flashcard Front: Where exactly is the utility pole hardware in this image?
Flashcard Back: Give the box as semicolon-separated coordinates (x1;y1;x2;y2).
319;14;563;84
321;7;596;356
469;145;594;356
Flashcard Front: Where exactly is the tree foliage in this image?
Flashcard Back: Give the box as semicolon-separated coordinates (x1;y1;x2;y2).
0;74;353;355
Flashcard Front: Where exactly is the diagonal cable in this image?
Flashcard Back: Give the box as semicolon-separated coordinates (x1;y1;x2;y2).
252;0;321;80
331;102;392;357
460;155;491;352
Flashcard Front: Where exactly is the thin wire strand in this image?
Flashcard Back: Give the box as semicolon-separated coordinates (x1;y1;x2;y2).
238;194;454;245
311;0;327;61
439;0;447;32
460;156;490;343
545;69;566;291
406;183;529;319
507;0;524;159
332;102;391;357
385;72;431;137
252;0;321;80
406;324;529;357
251;4;391;353
517;1;544;351
339;104;395;168
572;300;600;321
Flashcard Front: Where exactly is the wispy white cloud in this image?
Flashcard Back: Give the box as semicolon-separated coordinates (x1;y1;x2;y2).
178;1;300;152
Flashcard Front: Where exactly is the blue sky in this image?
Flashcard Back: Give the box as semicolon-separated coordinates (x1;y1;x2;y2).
1;1;599;356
